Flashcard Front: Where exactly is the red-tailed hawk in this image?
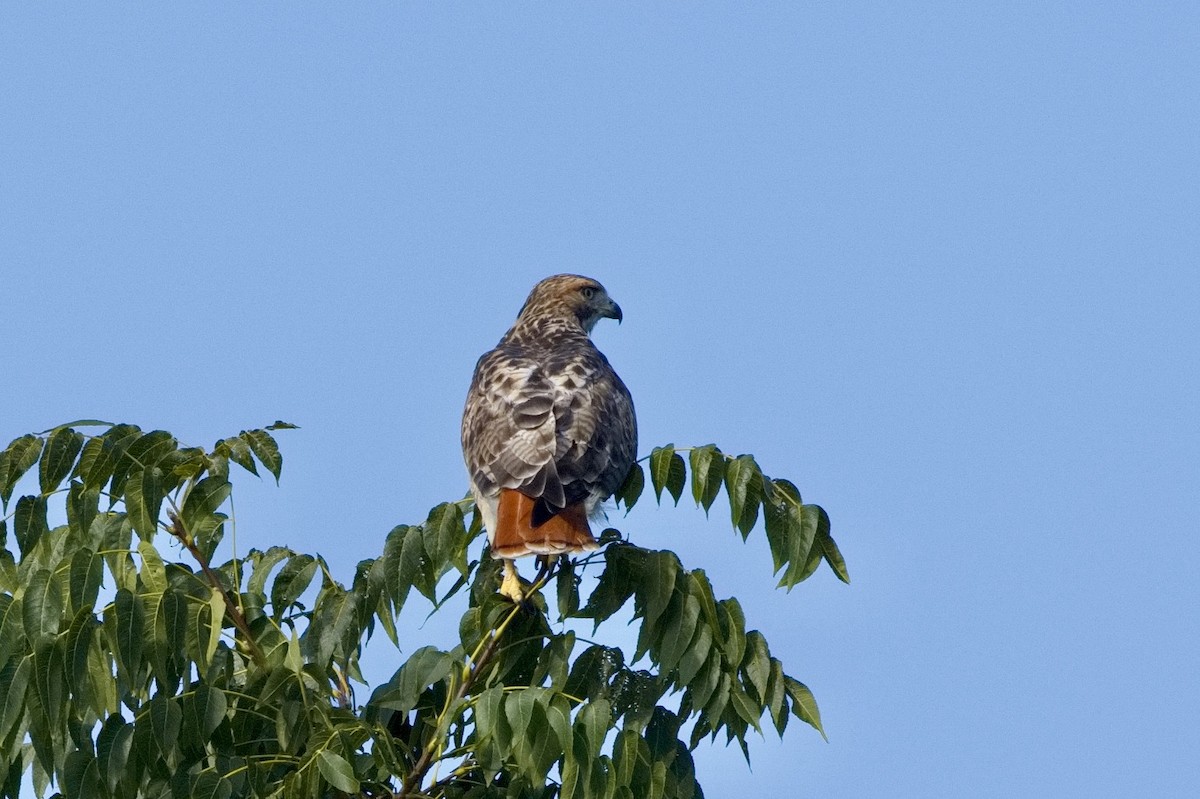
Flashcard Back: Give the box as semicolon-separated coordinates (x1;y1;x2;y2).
462;274;637;600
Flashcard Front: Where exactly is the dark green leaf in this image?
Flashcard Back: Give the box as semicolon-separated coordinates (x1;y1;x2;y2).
649;446;686;505
126;467;164;539
813;507;850;583
185;684;228;741
271;554;317;618
240;429;282;483
23;568;63;644
614;463;645;512
190;770;233;799
111;588;144;679
0;434;43;507
556;557;580;620
0;656;31;744
63;749;101;799
742;631;771;703
66;481;100;544
96;714;133;793
688;445;725;514
247;546;292;599
265;420;300;430
39;428;84;495
724;455;762;538
304;580;358;667
368;646;456;714
79;424;141;492
181;476;231;542
111;431;176;500
578;546;640;627
316;750;360;793
780;504;821;589
13;494;49;555
32;641;65;727
0;595;23;668
149;694;183;764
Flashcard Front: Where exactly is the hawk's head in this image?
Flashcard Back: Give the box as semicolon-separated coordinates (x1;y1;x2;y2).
517;274;623;334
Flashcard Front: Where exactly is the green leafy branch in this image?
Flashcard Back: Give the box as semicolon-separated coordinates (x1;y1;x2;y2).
0;422;845;799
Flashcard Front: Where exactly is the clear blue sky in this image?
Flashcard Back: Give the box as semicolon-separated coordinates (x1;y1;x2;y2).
3;4;1197;796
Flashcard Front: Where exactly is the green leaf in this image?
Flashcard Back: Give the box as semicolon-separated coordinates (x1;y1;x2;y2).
780;503;821;589
111;588;145;679
79;424;141;492
305;580;358;668
0;656;31;744
614;463;645;512
66;480;100;544
0;434;43;507
423;501;465;576
39;427;84;495
316;750;360;793
125;466;165;541
181;476;231;542
63;608;96;697
22;568;63;644
639;551;678;632
657;590;700;675
649;446;686;505
13;494;49;555
240;429;282;483
185;684;228;741
32;640;66;727
556;557;580;620
247;546;292;599
368;646;456;714
765;659;788;737
578;543;644;628
813;507;850;583
724;455;762;538
63;749;101;799
149;694;183;765
138;540;168;592
96;715;134;793
0;595;24;670
785;676;827;741
742;631;771;702
265;420;300;430
220;436;258;477
271;554;317;618
190;771;233;799
111;430;176;500
688;445;726;514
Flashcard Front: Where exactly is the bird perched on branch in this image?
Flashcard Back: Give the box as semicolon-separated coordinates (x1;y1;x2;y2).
462;274;637;601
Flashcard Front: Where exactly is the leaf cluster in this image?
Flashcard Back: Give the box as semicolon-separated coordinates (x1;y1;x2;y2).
0;423;844;799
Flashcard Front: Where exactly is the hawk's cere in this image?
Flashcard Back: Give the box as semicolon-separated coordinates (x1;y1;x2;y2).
462;274;637;600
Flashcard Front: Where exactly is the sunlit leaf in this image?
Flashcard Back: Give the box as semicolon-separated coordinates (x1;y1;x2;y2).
784;676;827;741
316;750;359;793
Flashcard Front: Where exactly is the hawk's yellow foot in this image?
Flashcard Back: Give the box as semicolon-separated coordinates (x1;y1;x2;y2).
499;559;524;602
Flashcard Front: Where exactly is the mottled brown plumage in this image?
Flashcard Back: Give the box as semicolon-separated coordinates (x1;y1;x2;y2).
462;275;637;598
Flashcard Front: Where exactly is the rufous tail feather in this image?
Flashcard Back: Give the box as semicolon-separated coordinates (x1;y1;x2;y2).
492;488;599;559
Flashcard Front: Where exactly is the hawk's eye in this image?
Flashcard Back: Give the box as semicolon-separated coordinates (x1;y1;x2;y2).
581;286;596;300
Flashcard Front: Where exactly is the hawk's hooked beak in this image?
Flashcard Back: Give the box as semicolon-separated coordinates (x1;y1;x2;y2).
604;299;623;324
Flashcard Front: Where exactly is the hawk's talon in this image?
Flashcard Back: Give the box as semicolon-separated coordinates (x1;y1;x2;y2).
499;559;524;603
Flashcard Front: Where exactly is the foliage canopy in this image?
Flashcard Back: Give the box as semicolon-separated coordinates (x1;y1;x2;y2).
0;421;847;798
